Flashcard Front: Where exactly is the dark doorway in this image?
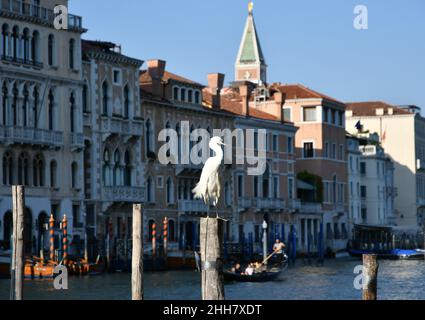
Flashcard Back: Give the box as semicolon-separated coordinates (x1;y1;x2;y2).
37;212;48;253
185;221;194;250
24;208;33;254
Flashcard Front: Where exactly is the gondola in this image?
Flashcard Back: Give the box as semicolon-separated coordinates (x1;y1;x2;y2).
223;260;288;283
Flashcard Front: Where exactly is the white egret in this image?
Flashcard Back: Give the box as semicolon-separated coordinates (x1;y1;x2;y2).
192;136;226;219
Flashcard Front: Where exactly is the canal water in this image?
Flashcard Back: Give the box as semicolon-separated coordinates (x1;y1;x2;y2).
1;258;424;300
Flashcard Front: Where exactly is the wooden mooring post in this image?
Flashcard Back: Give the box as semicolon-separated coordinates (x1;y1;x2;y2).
11;186;25;300
362;254;379;300
131;204;144;300
200;218;225;300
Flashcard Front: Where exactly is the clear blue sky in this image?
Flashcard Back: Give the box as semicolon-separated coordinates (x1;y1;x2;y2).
70;0;425;108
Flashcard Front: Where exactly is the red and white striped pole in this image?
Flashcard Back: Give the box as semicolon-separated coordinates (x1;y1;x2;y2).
152;223;156;257
49;214;55;262
163;217;168;257
62;215;68;262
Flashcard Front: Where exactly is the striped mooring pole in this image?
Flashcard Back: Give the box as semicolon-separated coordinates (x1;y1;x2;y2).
152;223;157;257
62;215;68;262
49;214;55;262
163;217;168;257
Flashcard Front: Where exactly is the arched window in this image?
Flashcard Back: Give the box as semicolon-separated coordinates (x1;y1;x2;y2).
12;83;18;126
12;26;19;60
48;89;54;130
70;92;75;133
22;85;29;127
48;34;54;66
124;150;131;186
194;91;200;104
173;87;179;100
33;86;39;128
262;164;270;198
22;28;30;62
113;150;122;186
1;82;7;125
3;151;13;185
71;162;78;189
17;153;29;186
188;90;193;103
1;24;10;57
176;123;181;161
165;121;171;158
50;160;57;188
166;177;174;204
168;220;175;242
31;31;39;63
69;39;75;69
180;88;186;102
102;81;108;115
103;149;111;187
146;177;154;203
82;83;88;113
146;119;154;154
123;85;130;118
33;154;44;187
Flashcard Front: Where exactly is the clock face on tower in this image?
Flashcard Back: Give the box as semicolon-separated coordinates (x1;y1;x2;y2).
244;71;251;80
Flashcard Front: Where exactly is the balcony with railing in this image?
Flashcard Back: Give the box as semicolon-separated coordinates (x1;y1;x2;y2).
298;202;322;214
0;125;63;147
256;198;285;211
102;186;145;203
178;200;208;213
0;0;83;30
100;116;143;139
237;197;252;211
70;132;84;150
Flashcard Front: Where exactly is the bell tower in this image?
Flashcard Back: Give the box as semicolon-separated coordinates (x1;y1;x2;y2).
235;1;267;84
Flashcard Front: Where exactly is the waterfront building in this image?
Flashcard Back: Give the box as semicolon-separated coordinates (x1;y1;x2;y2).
346;102;425;234
81;40;144;258
203;79;298;252
0;0;85;254
346;134;362;237
140;60;234;251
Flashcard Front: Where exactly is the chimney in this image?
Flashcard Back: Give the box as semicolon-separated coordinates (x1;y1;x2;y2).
273;90;285;122
147;59;166;98
207;73;225;109
240;84;250;117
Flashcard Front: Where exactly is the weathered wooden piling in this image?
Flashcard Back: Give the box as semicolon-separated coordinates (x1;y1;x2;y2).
362;254;379;300
131;204;143;300
11;186;25;300
200;217;225;301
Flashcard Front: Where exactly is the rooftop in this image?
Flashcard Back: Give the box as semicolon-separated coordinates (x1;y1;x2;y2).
346;101;412;117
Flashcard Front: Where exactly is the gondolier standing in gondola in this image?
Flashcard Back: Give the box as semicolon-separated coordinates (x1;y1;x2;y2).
273;239;286;262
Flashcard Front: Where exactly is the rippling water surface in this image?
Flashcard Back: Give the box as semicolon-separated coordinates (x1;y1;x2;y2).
1;258;424;300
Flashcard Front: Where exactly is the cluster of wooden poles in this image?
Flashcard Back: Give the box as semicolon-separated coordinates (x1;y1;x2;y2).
9;185;379;301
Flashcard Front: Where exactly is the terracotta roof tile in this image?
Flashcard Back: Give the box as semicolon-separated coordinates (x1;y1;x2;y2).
277;84;343;104
203;88;280;121
139;70;203;86
346;101;411;116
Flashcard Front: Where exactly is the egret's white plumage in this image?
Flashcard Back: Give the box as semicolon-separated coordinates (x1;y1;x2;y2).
192;136;225;217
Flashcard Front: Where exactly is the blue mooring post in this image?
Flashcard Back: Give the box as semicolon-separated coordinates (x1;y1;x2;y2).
248;232;253;260
192;223;196;251
291;226;297;265
318;223;324;263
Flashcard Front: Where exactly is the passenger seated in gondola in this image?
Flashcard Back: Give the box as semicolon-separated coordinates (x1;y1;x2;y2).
244;263;255;276
231;263;242;274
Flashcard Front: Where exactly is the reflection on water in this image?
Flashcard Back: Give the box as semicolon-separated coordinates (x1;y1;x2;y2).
0;258;424;300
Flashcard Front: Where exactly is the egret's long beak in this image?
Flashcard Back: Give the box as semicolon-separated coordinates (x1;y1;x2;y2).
220;142;226;146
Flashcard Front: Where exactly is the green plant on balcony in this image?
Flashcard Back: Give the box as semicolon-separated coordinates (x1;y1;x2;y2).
297;170;323;203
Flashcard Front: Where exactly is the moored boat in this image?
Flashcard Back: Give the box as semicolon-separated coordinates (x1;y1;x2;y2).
24;258;57;279
349;248;425;260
